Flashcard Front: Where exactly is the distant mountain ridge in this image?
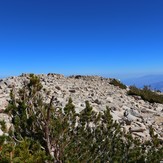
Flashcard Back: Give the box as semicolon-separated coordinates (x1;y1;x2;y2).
122;74;163;91
150;81;163;92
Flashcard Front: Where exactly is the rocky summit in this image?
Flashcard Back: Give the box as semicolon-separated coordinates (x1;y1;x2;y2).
0;73;162;142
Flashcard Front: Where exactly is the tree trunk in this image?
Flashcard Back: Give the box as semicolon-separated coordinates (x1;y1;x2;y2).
45;96;55;159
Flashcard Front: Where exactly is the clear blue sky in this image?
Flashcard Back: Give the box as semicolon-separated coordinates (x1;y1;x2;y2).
0;0;163;78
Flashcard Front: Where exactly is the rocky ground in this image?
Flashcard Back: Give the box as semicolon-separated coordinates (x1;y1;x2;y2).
0;73;162;142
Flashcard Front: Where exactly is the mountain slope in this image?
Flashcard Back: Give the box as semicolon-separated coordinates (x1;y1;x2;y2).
0;73;162;142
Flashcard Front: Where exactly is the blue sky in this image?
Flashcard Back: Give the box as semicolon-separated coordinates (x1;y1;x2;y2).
0;0;163;78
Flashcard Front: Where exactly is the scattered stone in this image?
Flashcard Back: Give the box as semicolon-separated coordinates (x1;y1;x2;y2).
130;108;141;118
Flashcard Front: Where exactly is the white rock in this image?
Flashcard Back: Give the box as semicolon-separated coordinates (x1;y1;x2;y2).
106;96;113;103
0;128;3;136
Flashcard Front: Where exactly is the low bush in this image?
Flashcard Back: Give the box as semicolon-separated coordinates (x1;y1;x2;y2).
110;79;127;89
128;85;163;104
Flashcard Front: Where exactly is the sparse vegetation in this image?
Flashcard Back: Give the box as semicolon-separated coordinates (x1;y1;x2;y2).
128;85;163;104
110;79;127;89
0;75;162;162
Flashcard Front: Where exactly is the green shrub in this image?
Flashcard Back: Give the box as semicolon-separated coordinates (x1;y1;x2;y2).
128;85;163;104
110;79;127;89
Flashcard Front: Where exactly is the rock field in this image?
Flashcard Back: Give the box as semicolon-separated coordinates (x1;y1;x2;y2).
0;73;162;142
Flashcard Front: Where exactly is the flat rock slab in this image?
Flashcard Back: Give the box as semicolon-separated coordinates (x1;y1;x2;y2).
129;127;146;133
